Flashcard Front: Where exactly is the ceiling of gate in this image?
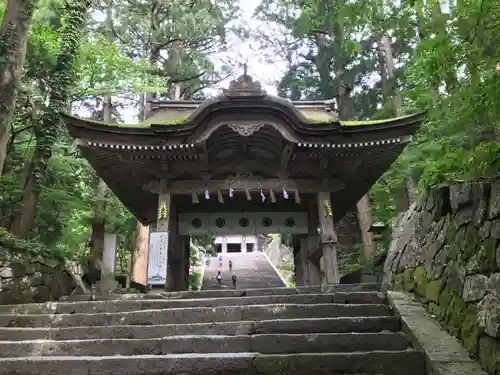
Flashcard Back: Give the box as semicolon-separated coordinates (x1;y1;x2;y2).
206;124;284;163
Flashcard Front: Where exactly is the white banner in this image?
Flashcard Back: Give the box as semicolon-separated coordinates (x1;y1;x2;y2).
147;232;169;285
103;233;117;274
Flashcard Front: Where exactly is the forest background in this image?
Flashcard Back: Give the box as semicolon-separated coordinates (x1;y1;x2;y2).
0;0;498;279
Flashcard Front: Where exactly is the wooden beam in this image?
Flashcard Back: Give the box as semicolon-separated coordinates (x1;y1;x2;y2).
279;143;294;175
143;178;345;194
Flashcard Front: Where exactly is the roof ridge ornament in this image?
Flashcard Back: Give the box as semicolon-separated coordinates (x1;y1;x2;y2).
223;63;266;98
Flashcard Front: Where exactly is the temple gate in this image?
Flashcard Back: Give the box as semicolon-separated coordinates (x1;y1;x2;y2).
62;71;424;291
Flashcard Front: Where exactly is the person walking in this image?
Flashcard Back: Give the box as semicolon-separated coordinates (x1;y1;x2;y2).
216;270;223;285
228;260;233;271
231;273;237;288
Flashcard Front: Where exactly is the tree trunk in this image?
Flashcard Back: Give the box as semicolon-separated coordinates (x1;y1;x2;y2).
90;96;111;266
0;0;38;175
90;177;107;265
379;35;403;115
9;0;94;237
356;194;375;262
379;35;419;209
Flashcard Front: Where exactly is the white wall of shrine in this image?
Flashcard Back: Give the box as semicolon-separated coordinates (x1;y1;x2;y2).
214;235;257;253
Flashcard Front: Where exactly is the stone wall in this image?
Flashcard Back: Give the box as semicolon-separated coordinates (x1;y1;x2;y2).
384;178;500;375
264;236;294;284
0;258;77;305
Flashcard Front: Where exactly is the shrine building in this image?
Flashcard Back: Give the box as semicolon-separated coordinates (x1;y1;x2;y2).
62;71;425;291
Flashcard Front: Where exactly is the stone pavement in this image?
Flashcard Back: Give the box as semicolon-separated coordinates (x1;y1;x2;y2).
202;252;285;290
0;283;429;374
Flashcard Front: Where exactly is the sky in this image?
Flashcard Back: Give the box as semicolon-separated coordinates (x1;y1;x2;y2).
205;0;283;96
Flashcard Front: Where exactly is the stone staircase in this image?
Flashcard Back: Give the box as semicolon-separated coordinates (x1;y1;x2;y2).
202;252;286;290
0;284;428;374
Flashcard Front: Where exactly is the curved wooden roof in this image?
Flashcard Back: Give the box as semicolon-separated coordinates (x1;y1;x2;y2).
61;74;425;225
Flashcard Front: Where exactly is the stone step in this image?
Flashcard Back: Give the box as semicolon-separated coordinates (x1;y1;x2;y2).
62;283;380;301
202;253;286;290
0;351;427;375
0;303;392;328
0;292;386;315
0;332;412;357
0;316;401;341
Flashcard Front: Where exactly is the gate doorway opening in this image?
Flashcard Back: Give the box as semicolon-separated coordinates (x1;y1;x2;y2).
227;243;241;253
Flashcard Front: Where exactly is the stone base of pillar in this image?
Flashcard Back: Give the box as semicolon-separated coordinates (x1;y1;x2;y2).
300;235;322;286
96;272;119;294
307;259;322;286
321;243;339;284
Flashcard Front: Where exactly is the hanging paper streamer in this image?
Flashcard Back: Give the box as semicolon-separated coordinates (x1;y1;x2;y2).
270;189;276;203
191;192;199;204
205;189;210;200
283;188;289;200
294;190;301;204
217;190;224;203
260;189;265;202
245;188;251;201
229;188;234;198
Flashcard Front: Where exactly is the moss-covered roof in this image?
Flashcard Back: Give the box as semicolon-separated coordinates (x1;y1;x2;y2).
64;111;420;129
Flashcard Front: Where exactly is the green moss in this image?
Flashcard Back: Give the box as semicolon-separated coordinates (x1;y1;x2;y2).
428;302;444;318
65;115;190;129
67;111;422;129
438;285;453;309
340;113;422;127
478;336;500;374
403;268;416;292
460;305;480;356
394;263;498;375
480;237;499;272
425;279;444;303
392;274;404;290
446;224;457;244
445;295;467;330
462;225;481;260
412;267;429;297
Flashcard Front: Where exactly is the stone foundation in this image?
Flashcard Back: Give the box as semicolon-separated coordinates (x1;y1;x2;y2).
384;178;500;375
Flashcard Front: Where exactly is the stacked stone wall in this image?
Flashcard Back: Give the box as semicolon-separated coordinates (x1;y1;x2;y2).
0;258;76;305
384;178;500;374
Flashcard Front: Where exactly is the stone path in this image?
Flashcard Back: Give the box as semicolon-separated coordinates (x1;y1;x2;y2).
0;283;428;374
202;252;285;290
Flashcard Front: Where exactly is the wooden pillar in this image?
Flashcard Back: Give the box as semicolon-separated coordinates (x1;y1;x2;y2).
132;222;149;286
304;200;322;286
156;191;176;291
304;236;322;285
317;192;340;284
183;236;191;290
299;237;310;285
292;235;304;286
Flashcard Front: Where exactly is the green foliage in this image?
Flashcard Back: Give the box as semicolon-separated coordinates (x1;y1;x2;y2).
256;0;500;226
191;234;217;256
0;227;63;261
1;0;498;287
1;0;240;269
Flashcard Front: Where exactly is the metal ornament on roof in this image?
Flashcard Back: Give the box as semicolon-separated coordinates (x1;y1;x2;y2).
227;123;264;136
222;64;266;98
